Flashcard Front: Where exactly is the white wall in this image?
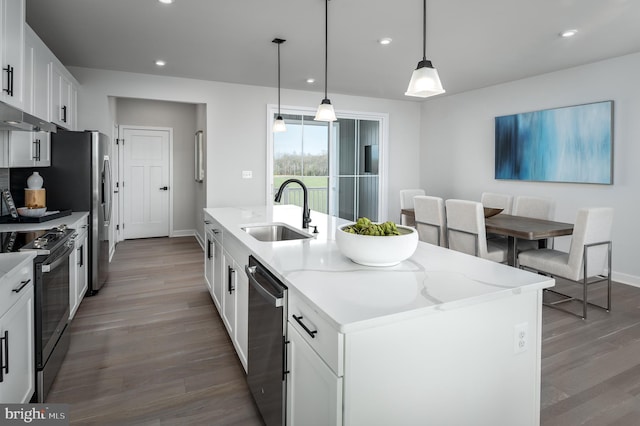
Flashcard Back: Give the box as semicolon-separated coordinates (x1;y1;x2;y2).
419;52;640;285
69;67;422;226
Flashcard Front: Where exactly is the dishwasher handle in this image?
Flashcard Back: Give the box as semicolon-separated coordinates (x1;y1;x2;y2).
245;264;285;308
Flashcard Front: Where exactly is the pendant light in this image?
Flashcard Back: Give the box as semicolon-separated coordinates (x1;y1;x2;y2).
405;0;445;98
272;38;287;133
314;0;337;122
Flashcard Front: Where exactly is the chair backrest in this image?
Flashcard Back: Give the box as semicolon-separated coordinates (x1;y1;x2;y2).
512;196;554;220
567;207;614;280
400;189;426;225
481;192;513;214
414;195;446;247
445;199;488;257
400;189;426;209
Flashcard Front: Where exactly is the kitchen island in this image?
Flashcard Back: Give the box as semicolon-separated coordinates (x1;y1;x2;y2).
204;205;554;426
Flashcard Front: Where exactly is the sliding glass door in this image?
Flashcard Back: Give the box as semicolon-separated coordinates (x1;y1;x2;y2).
269;107;386;222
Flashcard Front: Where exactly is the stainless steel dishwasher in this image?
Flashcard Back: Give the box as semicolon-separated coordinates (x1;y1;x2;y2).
245;255;288;426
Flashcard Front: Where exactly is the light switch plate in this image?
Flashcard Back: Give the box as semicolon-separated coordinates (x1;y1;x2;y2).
242;170;252;179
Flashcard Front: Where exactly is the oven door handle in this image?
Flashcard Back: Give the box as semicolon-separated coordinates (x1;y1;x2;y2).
42;244;74;273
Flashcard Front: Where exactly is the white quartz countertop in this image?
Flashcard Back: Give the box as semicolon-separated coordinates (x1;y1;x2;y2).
205;205;554;333
0;212;89;232
0;252;36;286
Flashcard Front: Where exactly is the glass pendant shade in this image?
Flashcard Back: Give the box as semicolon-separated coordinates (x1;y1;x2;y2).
314;99;337;122
405;60;445;98
273;115;287;132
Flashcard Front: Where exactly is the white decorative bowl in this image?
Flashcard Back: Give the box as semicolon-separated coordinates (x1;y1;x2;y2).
17;207;47;218
335;224;419;267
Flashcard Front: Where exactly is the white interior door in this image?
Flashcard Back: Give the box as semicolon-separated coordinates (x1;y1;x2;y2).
121;126;172;239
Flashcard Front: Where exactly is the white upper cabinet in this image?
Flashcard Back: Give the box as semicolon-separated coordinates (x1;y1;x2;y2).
51;62;76;130
0;0;25;109
24;24;50;121
8;130;50;167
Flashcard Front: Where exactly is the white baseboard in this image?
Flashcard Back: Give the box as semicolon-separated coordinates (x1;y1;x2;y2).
170;229;205;250
194;232;204;250
612;272;640;288
172;229;195;237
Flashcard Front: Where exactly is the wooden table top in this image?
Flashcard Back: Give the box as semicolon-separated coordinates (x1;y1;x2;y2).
484;214;574;240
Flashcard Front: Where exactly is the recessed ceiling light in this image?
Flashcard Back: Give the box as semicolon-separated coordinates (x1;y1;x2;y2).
155;60;166;67
379;38;392;45
306;78;315;84
158;0;174;4
560;29;578;38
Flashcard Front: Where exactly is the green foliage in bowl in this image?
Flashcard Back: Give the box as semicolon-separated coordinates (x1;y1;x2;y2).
342;217;400;236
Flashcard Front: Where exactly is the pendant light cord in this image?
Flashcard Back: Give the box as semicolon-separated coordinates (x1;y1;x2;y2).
422;0;427;61
277;42;281;115
324;0;328;99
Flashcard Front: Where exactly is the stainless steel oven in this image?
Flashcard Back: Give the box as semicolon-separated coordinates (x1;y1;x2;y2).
245;255;288;426
11;225;76;402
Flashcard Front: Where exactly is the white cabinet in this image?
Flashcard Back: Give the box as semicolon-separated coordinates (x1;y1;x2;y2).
23;24;51;122
203;212;248;371
204;228;214;295
0;258;34;403
221;250;248;370
204;214;223;310
8;130;50;167
51;62;75;130
0;0;25;110
221;233;249;370
221;250;236;335
69;215;89;320
8;25;52;167
286;324;343;426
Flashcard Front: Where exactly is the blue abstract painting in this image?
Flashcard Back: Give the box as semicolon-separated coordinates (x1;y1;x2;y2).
495;101;613;184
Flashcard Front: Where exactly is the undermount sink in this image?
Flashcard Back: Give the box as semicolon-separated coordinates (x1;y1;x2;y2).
242;223;314;242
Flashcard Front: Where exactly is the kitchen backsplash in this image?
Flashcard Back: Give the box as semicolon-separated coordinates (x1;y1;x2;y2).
0;168;8;216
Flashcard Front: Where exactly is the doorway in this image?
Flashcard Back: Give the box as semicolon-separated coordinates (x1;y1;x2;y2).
119;125;173;239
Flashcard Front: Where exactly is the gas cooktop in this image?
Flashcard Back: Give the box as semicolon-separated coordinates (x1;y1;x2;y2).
0;224;75;255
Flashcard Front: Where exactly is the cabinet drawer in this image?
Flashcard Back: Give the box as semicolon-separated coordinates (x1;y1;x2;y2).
288;292;343;376
0;263;33;315
204;215;223;243
72;215;89;239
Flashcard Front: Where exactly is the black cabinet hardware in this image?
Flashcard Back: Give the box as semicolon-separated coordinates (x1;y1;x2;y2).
292;314;318;338
12;279;31;294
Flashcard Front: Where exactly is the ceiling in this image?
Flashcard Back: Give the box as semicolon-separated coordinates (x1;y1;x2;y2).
25;0;640;101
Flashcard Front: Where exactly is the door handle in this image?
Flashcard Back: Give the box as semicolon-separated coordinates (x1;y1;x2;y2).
159;186;168;191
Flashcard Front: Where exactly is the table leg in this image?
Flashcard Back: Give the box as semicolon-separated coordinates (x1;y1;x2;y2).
505;236;517;267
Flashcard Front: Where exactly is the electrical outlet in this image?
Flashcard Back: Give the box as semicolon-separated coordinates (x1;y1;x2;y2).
514;322;529;354
242;170;252;179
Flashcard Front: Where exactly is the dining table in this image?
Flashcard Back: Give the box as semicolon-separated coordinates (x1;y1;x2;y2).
402;208;574;267
484;214;574;266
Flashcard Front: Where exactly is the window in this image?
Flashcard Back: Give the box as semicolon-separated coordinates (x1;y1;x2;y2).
267;106;388;222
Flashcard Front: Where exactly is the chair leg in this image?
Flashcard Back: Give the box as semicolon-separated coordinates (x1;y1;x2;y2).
583;275;588;320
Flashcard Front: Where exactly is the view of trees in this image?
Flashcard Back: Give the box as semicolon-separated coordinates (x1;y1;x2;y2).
274;152;328;176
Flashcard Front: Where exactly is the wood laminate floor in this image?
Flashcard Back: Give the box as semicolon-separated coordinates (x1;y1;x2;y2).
47;237;263;425
48;237;640;425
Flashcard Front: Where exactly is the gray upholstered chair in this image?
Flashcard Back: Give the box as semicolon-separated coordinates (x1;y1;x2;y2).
414;195;447;247
518;207;613;319
445;199;507;263
400;189;425;226
512;195;554;220
481;192;513;214
513;195;556;251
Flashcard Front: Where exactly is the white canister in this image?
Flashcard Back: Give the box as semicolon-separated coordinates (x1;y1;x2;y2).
27;171;44;189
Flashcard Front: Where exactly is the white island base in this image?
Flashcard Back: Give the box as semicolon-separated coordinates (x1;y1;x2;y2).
342;291;541;425
204;206;550;426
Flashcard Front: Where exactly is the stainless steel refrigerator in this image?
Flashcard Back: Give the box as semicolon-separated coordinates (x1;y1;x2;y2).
12;130;113;295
